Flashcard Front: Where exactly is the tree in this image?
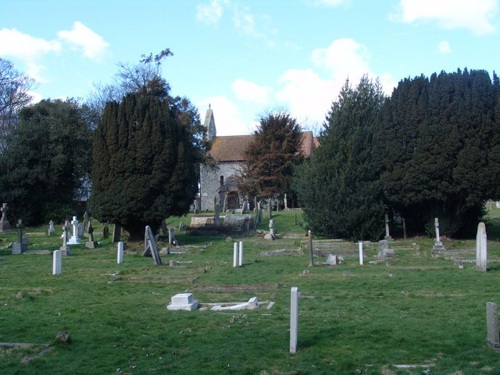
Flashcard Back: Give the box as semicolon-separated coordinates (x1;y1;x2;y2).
239;111;303;204
376;69;500;236
91;92;197;240
0;58;35;152
294;76;387;240
0;99;93;224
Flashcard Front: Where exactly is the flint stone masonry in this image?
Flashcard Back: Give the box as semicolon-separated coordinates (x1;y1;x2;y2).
167;293;199;311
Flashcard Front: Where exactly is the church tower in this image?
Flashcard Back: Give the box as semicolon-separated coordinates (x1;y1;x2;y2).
204;104;216;142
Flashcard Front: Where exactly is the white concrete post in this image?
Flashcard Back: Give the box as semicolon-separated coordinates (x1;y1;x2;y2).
233;242;239;268
117;241;124;264
290;286;299;354
53;250;62;275
476;222;487;272
359;241;363;265
238;241;244;266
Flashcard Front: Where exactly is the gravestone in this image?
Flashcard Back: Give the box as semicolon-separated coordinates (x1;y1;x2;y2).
102;223;109;239
117;242;124;264
143;225;162;265
326;254;338;265
112;224;121;242
476;222;487;272
486;302;500;348
85;223;98;248
378;240;393;259
82;212;89;232
384;214;393;241
77;222;85;238
432;217;446;252
48;220;55;236
67;216;82;245
269;219;275;236
233;242;239;267
53;250;62;275
12;220;27;254
166;293;199;311
60;221;71;256
290;287;299;354
359;241;364;265
168;228;176;246
0;203;11;232
238;241;244;266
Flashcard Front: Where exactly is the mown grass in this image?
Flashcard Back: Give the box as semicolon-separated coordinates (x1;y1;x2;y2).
1;209;500;374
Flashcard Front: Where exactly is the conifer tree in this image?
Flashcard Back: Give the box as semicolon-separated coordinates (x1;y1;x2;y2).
294;76;386;240
91;92;197;240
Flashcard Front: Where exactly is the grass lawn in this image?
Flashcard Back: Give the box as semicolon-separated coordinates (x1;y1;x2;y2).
1;209;500;374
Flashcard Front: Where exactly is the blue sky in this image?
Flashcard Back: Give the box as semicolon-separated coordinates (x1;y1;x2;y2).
1;0;499;135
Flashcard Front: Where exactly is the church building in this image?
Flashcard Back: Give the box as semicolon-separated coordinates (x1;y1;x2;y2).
198;106;318;211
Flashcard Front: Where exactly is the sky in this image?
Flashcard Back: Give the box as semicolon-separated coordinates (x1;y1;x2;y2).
1;0;499;136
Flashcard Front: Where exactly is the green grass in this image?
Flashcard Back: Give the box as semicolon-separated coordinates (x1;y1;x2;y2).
1;210;500;374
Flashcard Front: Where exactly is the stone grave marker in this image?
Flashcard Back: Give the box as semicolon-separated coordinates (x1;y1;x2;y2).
326;254;338;265
167;293;199;311
53;250;62;275
290;287;299;354
378;240;393;259
12;220;28;254
168;228;176;246
476;222;487;272
359;241;364;265
67;216;82;245
48;220;55;236
238;241;244;266
143;225;162;265
486;302;500;348
112;224;121;242
0;203;11;232
102;223;109;239
117;242;124;264
233;242;239;267
432;217;446;252
60;221;71;256
85;223;98;248
384;214;393;241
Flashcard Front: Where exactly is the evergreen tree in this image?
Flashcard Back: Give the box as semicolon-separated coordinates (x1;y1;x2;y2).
376;69;500;236
294;76;386;240
91;92;197;240
239;111;303;203
0;99;93;224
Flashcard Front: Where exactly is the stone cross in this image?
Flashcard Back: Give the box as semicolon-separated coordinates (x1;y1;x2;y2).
12;219;27;254
88;222;94;242
67;216;82;245
384;214;392;240
432;217;446;252
476;222;487;272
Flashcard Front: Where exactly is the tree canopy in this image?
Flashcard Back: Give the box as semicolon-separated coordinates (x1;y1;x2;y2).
91;91;197;240
294;76;387;240
0;99;93;224
239;111;303;202
375;68;500;236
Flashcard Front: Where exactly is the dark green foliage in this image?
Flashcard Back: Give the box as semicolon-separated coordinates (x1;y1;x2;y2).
0;99;93;224
294;76;386;240
91;92;197;240
240;111;303;200
376;69;500;236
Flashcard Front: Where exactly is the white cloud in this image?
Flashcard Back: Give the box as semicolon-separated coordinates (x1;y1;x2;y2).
197;96;254;136
196;0;230;25
57;21;109;61
276;38;396;126
311;38;370;83
438;40;452;54
393;0;497;35
232;78;271;104
0;28;60;61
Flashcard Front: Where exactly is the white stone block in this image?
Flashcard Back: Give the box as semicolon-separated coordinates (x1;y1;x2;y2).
167;293;198;311
53;250;62;275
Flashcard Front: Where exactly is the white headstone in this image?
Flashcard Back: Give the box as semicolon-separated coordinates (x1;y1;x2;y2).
432;217;446;252
476;222;487;272
48;220;55;236
53;250;62;275
238;241;244;266
167;293;199;311
359;241;364;265
233;242;239;267
290;287;299;354
117;242;124;264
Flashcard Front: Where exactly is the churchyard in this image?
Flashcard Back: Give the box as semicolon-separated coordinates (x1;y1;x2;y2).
1;209;500;374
